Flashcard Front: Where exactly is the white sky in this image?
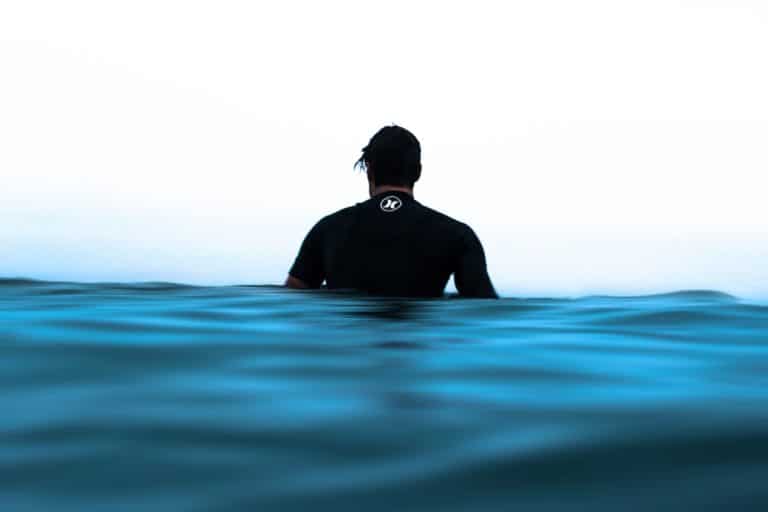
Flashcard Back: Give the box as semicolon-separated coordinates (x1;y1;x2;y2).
1;1;767;298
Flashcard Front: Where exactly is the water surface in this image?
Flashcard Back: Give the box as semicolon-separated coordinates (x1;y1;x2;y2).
1;279;767;511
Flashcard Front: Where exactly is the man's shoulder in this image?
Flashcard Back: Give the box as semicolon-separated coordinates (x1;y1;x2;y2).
414;201;473;234
313;204;358;230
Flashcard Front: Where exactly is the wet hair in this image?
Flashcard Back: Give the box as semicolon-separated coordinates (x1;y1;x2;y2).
354;125;422;187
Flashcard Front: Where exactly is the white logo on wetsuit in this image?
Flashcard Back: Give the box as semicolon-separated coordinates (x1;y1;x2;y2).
379;196;403;212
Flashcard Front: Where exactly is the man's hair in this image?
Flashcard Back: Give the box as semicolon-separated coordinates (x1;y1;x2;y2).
354;125;422;187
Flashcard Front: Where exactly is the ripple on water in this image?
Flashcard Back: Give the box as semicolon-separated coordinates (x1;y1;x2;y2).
1;280;767;512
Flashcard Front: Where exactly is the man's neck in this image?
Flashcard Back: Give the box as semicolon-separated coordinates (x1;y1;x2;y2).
370;185;414;198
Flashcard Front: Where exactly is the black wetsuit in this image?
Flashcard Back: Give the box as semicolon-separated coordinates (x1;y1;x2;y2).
289;190;498;298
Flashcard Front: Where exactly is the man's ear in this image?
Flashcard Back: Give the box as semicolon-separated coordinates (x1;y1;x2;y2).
414;163;422;183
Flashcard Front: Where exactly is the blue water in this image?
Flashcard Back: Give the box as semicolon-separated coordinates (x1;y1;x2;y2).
1;278;768;511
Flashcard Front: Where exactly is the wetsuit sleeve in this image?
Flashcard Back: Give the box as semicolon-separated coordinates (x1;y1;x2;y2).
454;226;498;299
289;221;326;288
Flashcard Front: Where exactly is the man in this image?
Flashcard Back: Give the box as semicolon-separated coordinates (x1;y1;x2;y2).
285;125;497;298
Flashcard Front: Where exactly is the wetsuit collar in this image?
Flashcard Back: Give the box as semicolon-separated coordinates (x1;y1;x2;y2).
371;189;415;202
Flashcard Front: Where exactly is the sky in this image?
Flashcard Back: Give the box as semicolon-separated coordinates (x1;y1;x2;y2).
1;1;767;298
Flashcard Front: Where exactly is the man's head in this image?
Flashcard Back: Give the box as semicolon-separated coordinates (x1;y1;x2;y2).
355;125;422;194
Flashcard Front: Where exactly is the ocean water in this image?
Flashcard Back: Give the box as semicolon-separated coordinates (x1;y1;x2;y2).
1;278;767;511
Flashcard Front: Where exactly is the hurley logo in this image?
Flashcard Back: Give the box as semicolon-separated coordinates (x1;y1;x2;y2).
379;195;403;212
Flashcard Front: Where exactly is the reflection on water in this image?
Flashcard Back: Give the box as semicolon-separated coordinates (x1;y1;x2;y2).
1;279;767;511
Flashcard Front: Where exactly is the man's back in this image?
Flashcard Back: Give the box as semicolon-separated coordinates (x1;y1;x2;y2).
289;190;497;298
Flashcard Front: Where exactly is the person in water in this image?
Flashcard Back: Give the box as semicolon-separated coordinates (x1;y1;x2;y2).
285;125;498;298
